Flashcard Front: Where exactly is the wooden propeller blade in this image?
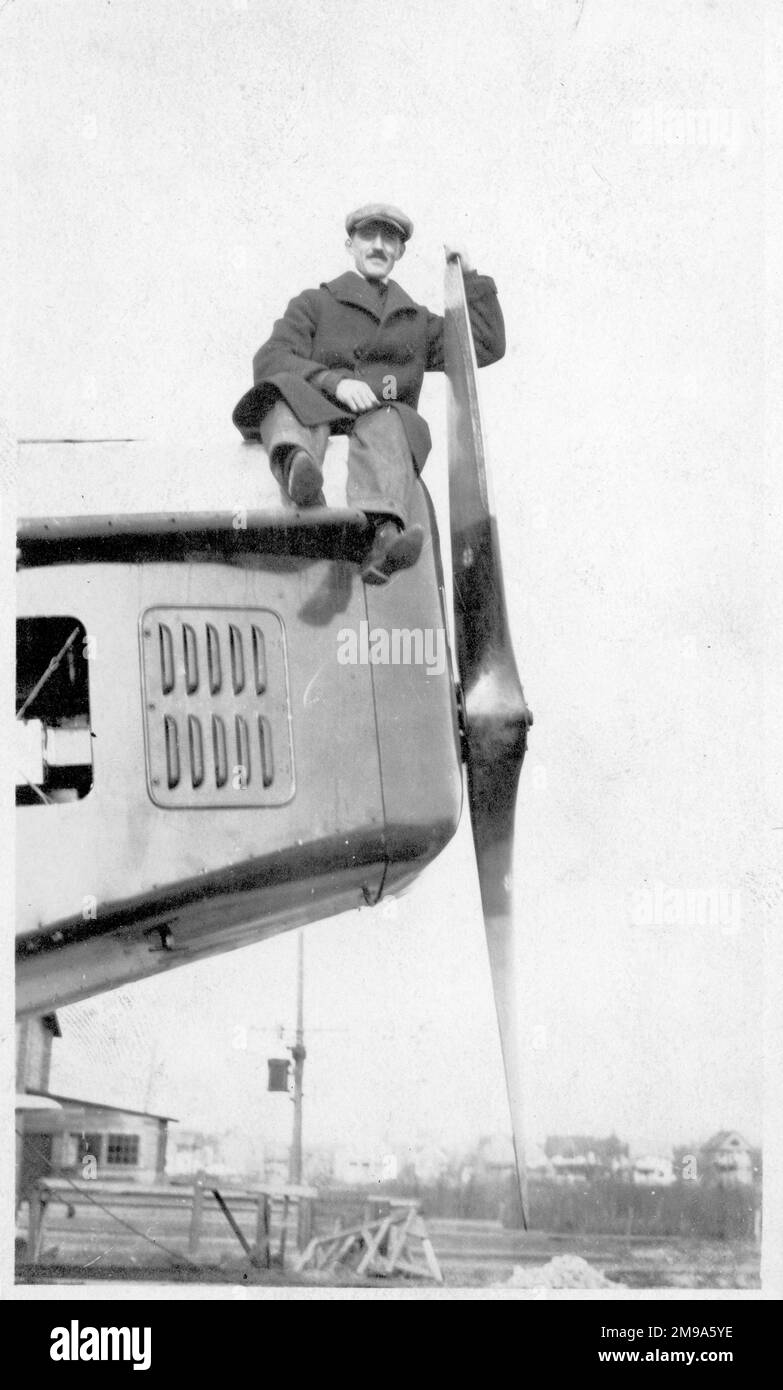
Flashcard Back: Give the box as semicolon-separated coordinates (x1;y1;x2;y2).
444;255;533;1225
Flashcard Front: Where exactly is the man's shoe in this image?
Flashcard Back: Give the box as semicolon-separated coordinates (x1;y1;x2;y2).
362;521;424;585
285;448;323;507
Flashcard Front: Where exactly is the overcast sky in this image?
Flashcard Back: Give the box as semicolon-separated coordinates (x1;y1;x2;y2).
5;0;772;1164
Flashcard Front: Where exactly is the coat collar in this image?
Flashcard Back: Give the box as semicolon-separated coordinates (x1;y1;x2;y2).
322;270;418;322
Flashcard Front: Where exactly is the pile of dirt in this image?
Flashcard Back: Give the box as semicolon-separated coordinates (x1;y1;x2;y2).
503;1255;624;1289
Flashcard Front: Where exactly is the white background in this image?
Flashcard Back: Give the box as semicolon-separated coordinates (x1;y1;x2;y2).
2;0;780;1289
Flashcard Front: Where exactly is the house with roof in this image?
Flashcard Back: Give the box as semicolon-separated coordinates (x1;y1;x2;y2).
19;1090;174;1189
16;1012;174;1201
700;1130;754;1187
544;1133;629;1183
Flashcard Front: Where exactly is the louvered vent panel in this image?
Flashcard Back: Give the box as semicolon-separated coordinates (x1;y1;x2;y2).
140;607;294;808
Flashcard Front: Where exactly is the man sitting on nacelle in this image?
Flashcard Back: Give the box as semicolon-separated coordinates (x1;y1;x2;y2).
233;203;505;584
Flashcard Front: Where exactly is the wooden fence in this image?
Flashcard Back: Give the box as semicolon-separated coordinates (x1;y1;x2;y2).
23;1175;317;1268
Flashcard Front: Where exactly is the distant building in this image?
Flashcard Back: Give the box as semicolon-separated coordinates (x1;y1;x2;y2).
550;1154;603;1183
700;1131;754;1187
473;1135;552;1181
544;1134;628;1182
333;1149;398;1186
168;1130;229;1180
526;1144;554;1178
168;1131;305;1186
474;1133;514;1173
632;1155;676;1187
610;1153;633;1180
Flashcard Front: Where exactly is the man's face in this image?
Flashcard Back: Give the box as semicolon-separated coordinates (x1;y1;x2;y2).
348;221;405;280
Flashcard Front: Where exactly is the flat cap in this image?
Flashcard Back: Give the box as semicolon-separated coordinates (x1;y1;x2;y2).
345;202;413;242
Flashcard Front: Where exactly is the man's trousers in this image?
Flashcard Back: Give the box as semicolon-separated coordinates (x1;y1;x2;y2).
259;399;414;529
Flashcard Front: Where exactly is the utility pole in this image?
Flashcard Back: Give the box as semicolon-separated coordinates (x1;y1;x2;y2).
289;930;306;1184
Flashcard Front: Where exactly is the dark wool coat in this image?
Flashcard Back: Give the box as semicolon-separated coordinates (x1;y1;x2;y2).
232;269;505;472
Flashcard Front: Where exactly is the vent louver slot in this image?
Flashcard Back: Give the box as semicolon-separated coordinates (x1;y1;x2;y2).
159;624;175;694
229;625;245;694
212;714;227;788
235;714;250;785
206;623;222;694
252;625;267;694
258;714;274;788
164;715;180;788
183;623;199;693
188;715;204;788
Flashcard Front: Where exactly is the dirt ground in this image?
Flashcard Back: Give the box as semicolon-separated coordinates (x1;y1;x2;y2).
436;1236;760;1291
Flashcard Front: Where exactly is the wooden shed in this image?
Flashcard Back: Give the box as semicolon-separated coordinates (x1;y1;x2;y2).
19;1091;174;1189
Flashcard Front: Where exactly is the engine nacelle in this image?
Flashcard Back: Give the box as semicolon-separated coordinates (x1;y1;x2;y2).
15;439;462;1014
